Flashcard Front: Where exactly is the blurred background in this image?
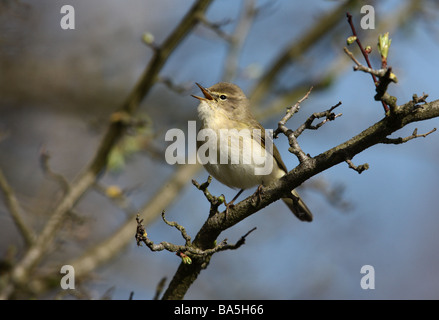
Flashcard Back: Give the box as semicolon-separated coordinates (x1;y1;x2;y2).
1;0;439;299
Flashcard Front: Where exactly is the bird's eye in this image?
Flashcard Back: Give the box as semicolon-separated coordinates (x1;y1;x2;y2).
219;94;227;100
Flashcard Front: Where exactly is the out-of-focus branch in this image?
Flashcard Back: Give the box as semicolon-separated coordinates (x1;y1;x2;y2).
29;0;259;296
160;0;427;300
66;163;201;283
3;0;214;298
255;0;422;120
250;0;360;107
39;147;70;194
17;163;202;297
223;0;257;82
0;168;34;247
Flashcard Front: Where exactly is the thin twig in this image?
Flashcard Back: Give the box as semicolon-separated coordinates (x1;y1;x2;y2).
294;101;343;137
346;159;369;174
274;86;313;138
136;214;256;257
346;12;376;82
162;96;439;300
157;76;193;95
0;168;34;246
196;12;233;42
39;147;70;194
381;128;437;144
161;211;192;246
257;1;421;120
192;176;225;217
274;87;313;163
346;12;389;113
344;47;391;78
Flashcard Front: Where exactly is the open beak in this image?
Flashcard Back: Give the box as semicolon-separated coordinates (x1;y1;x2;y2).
191;82;214;101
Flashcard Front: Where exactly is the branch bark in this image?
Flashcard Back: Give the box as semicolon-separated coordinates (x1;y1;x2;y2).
161;97;439;299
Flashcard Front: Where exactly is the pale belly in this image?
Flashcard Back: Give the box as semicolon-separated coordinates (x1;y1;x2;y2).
201;131;284;189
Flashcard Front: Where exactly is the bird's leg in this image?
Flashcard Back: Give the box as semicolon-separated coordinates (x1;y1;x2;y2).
251;184;264;205
224;188;244;216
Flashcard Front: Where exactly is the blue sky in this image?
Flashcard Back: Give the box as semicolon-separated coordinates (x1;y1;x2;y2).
1;0;439;299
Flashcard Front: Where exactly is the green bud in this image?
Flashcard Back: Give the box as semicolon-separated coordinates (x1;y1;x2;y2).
389;72;398;83
142;32;155;45
346;36;357;45
365;46;372;54
378;32;391;59
181;254;192;265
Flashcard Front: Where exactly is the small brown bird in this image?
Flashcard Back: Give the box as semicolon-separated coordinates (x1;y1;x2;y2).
192;82;313;222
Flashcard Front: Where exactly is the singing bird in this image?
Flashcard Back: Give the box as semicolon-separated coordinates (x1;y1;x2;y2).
192;82;313;222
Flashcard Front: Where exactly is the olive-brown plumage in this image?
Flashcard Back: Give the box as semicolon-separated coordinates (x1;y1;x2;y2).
193;82;313;222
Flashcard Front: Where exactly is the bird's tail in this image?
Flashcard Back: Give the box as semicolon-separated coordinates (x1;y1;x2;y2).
282;189;313;222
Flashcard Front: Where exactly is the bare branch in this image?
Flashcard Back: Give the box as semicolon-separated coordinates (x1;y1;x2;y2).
294;101;343;137
274;87;313;163
157;76;193;95
256;1;422;121
162;97;439;299
161;211;192;246
344;47;394;79
381;127;437;145
345;12;389;113
6;0;214;295
153;277;167;300
346;159;369;174
136;214;256;259
0;168;34;247
343;46;362;67
60;163;202;297
275;86;313;136
345;13;376;79
192;176;225;217
412;93;429;105
344;46;399;113
39;147;70;194
374;67;397;103
274;89;342;164
195;12;233;42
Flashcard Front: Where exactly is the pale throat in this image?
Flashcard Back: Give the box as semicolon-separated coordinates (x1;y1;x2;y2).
197;101;237;131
